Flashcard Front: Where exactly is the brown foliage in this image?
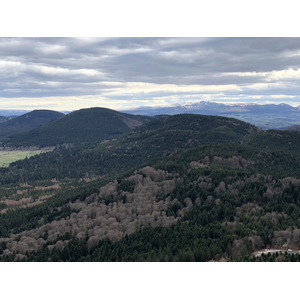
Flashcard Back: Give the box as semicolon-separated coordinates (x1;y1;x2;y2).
0;167;192;256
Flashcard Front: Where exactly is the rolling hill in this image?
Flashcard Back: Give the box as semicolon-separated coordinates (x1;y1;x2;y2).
5;107;153;147
0;110;64;138
2;114;259;183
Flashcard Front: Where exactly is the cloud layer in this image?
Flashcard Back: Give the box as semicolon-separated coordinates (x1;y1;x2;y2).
1;37;300;110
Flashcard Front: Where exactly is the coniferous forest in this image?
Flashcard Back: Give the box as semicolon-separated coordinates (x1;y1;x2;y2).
0;107;299;262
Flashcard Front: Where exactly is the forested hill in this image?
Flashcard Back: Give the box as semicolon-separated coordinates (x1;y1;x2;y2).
130;114;258;142
5;107;154;147
2;114;259;184
0;110;64;138
0;112;300;262
243;129;300;152
1;142;300;262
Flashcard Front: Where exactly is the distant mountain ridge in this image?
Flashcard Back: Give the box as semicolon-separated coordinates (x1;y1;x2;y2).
122;101;300;129
0;110;29;117
285;125;300;131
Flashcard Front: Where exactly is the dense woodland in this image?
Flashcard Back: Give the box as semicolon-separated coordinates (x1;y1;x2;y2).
2;108;153;147
0;110;64;138
0;108;299;262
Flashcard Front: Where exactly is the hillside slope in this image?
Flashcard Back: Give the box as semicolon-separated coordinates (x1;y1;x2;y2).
0;110;64;138
1;142;300;262
242;129;300;152
2;114;258;183
5;107;153;147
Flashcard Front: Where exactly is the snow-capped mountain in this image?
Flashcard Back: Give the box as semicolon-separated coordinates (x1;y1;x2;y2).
122;101;300;129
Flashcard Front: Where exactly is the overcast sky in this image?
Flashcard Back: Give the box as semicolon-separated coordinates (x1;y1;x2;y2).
1;37;300;111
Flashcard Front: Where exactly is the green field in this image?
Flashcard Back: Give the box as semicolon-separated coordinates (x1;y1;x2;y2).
0;150;47;167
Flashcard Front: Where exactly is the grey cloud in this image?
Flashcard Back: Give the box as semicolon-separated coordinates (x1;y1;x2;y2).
96;38;300;84
1;37;300;108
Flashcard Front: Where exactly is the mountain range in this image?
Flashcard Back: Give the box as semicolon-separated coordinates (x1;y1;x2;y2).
122;101;300;129
286;125;300;131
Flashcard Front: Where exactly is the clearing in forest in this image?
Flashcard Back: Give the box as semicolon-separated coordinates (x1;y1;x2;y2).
0;150;47;167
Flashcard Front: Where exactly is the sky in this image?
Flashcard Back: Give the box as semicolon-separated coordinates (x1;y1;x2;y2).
1;2;300;113
1;37;300;111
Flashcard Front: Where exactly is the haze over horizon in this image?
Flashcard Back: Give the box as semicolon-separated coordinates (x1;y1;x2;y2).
1;37;300;111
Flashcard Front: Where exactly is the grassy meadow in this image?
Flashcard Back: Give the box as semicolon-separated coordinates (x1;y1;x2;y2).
0;150;47;167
